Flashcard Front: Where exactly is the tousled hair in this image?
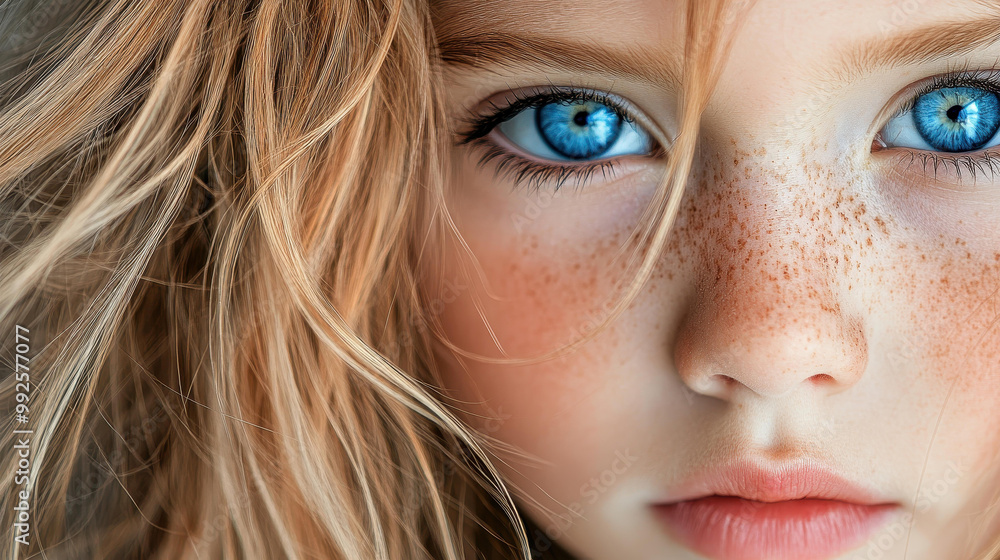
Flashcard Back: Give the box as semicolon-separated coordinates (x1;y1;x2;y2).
3;1;941;560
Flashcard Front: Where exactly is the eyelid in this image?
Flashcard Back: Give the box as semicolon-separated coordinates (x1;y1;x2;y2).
453;85;669;193
457;85;669;150
869;66;1000;142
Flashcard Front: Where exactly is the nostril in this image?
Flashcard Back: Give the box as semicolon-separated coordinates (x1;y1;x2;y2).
710;374;739;390
705;372;840;398
808;373;836;385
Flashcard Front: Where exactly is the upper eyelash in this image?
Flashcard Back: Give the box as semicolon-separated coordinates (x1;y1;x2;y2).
455;86;639;145
454;86;655;192
889;66;1000;118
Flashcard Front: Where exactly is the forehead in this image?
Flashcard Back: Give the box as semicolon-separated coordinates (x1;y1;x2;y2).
432;0;997;69
432;0;993;32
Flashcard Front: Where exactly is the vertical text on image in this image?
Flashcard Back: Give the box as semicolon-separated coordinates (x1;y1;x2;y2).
11;325;32;547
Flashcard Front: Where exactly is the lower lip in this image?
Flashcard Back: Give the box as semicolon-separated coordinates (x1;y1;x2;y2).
653;497;898;560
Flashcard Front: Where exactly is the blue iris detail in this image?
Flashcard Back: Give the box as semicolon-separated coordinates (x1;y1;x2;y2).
536;100;622;159
912;86;1000;152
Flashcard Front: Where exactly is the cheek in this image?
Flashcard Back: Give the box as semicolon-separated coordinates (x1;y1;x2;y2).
429;159;659;359
873;183;1000;515
898;242;1000;463
423;161;662;488
916;255;1000;392
905;250;1000;551
876;175;1000;398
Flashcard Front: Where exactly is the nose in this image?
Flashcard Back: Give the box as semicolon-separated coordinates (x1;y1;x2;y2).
672;183;868;401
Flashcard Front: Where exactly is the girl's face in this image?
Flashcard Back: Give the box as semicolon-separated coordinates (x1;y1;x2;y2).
424;1;1000;558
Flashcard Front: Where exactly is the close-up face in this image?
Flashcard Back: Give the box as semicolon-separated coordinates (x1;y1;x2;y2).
424;1;1000;559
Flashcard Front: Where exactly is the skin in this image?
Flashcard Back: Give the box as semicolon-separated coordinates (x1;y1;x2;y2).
423;1;1000;558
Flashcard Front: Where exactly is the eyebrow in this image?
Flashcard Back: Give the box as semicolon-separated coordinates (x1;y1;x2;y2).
829;17;1000;83
436;16;1000;92
435;32;682;91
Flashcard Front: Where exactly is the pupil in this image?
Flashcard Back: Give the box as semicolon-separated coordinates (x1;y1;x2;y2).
573;110;590;127
946;104;964;123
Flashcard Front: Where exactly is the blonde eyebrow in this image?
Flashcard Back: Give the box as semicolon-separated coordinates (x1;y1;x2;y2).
435;11;1000;94
829;17;1000;83
435;31;682;91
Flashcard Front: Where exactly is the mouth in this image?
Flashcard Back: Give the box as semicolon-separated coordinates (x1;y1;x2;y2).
650;460;900;560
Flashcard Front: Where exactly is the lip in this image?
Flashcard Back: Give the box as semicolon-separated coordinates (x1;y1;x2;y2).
651;459;900;560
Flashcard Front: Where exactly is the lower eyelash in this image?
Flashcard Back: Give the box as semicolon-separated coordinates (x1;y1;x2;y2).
892;149;1000;182
466;136;622;194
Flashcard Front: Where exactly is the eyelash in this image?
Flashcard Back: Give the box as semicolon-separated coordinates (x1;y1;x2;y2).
458;67;1000;193
879;67;1000;181
455;87;660;193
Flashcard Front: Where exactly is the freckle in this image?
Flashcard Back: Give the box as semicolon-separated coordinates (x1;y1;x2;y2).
873;216;888;235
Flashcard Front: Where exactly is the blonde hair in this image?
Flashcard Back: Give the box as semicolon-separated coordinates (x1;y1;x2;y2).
8;1;979;560
0;0;516;557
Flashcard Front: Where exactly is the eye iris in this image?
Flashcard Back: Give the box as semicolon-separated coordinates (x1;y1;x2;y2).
537;100;622;159
912;86;1000;152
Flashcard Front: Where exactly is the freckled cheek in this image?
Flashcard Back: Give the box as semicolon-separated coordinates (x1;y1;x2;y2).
425;164;669;492
428;250;631;485
428;229;628;394
433;166;655;357
425;193;652;467
441;251;619;356
905;252;1000;470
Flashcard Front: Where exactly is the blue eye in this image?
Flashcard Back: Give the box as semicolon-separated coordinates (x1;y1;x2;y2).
537;101;621;158
496;98;651;162
880;86;1000;153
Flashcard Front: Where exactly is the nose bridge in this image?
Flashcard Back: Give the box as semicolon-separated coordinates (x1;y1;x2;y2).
673;160;868;400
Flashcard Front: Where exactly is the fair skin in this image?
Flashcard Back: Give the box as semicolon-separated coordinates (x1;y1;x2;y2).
424;0;1000;558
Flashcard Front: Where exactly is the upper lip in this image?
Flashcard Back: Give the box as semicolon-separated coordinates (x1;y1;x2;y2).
657;458;896;505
